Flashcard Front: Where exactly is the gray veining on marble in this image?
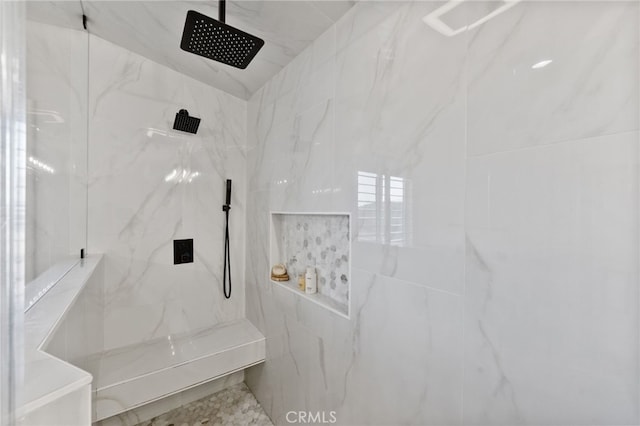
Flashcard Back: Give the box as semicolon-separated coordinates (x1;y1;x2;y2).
88;35;248;350
28;0;356;100
24;0;640;425
245;1;640;425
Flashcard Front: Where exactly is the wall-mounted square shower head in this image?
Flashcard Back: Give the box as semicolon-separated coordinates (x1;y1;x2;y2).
173;109;200;134
180;9;265;69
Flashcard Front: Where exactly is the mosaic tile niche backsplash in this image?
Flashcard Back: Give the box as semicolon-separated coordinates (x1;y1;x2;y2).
272;214;350;308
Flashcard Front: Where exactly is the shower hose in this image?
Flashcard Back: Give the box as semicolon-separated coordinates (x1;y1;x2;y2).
223;179;232;299
223;203;231;299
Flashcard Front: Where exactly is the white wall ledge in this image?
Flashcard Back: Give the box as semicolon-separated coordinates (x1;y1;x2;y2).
25;257;79;313
19;255;103;419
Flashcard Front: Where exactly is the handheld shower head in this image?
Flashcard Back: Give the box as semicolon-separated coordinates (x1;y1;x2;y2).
180;1;264;69
225;179;232;206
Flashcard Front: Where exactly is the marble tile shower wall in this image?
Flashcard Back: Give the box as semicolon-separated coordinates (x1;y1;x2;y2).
245;1;640;425
87;36;247;350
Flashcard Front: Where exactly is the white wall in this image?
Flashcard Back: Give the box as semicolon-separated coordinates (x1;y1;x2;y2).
87;36;247;351
245;1;639;425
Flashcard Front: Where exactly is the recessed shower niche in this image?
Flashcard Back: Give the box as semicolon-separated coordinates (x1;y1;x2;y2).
270;212;350;318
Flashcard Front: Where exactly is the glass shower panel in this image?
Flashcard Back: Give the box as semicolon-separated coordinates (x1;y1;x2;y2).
1;1;26;424
25;11;88;294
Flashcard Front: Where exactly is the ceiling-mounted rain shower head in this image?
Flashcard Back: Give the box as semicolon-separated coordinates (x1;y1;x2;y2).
180;0;265;70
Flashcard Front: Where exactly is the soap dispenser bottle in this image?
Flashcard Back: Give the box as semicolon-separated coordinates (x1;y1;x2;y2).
305;266;317;294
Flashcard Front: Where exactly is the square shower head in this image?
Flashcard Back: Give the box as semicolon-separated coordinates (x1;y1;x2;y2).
180;10;265;69
173;109;200;134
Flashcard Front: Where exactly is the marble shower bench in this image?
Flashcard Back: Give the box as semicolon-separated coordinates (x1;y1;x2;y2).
91;319;265;421
20;254;265;425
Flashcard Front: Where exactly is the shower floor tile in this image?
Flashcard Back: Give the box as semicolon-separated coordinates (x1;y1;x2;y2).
135;383;273;426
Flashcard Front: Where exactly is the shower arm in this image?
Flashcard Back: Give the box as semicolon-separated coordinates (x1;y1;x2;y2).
219;0;225;23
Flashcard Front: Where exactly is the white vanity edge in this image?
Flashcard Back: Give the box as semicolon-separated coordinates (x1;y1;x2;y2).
18;255;103;418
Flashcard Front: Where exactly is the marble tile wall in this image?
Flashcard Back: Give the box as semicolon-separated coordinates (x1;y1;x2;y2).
87;36;247;350
25;21;88;282
245;1;640;425
463;2;639;423
78;1;354;101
